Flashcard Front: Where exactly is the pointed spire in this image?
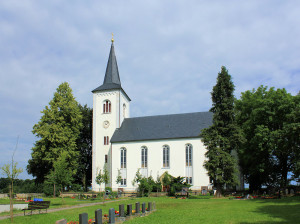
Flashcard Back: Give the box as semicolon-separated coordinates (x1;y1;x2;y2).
103;40;121;85
92;37;131;101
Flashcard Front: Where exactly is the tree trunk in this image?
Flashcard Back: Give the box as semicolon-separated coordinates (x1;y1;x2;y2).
281;158;288;188
215;183;222;198
53;183;56;198
83;174;87;192
102;186;105;205
9;184;13;223
61;187;64;204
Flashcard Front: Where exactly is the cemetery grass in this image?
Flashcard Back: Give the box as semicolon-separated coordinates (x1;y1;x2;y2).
0;196;299;223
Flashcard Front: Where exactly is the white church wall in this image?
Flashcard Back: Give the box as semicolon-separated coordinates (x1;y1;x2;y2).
110;138;209;192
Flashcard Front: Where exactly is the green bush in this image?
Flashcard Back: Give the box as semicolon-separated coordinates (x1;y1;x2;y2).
43;183;59;197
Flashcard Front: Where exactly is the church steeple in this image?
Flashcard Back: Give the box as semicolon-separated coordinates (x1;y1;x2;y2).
92;38;130;101
103;42;121;86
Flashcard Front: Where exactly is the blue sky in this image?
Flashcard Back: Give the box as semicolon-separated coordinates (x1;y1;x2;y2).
0;0;299;179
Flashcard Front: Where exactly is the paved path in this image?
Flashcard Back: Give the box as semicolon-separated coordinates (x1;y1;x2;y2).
0;199;124;221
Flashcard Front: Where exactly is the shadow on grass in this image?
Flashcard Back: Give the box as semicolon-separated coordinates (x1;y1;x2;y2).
241;197;300;224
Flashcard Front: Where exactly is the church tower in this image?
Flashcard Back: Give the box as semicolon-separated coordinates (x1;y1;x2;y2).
91;38;131;191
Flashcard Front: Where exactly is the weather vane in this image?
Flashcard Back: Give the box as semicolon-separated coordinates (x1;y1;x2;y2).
111;33;114;43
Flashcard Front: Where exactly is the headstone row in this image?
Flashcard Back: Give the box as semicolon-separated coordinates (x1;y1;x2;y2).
56;201;156;224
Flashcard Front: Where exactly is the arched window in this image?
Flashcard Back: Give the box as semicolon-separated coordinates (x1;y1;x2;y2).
185;144;193;184
123;104;126;118
120;148;126;169
141;146;148;168
186;144;192;167
163;145;170;168
103;100;111;113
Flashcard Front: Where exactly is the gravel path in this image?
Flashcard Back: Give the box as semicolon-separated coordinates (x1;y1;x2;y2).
0;199;124;221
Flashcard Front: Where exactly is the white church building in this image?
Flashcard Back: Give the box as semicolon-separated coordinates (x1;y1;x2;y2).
91;40;213;192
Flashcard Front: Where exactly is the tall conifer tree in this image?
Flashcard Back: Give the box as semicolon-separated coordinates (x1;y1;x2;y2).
201;66;243;197
27;82;82;183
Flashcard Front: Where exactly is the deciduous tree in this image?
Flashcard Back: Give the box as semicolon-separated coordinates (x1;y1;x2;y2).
1;137;23;222
235;86;299;190
46;151;74;203
27;82;82;183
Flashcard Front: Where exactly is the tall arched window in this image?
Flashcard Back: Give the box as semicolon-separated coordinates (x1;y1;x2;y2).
185;144;193;184
123;104;126;118
186;144;192;167
141;146;148;168
103;100;111;113
163;145;170;168
120;148;126;169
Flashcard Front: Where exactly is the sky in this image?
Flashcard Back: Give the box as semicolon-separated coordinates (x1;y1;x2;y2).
0;0;299;179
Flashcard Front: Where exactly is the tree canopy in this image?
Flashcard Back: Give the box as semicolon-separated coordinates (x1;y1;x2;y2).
27;82;82;183
235;87;300;190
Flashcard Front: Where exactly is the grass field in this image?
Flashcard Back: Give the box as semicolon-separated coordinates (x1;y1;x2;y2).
0;196;299;223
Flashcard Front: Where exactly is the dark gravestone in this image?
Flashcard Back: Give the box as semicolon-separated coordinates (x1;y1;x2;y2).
79;213;88;224
119;204;125;217
109;208;115;224
142;203;146;214
127;204;132;216
55;219;67;224
135;202;140;214
95;209;102;224
148;202;152;212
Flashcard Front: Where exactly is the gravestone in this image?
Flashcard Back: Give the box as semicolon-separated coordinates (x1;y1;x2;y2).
55;219;67;224
285;189;289;195
135;202;140;215
119;204;125;217
142;203;146;214
148;202;152;212
95;209;102;224
127;204;132;216
79;213;88;224
109;208;115;224
290;189;295;195
153;201;156;210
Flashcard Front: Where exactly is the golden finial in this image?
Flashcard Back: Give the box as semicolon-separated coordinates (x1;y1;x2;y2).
111;33;114;43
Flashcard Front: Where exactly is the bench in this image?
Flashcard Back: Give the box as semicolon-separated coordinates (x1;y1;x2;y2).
22;201;51;215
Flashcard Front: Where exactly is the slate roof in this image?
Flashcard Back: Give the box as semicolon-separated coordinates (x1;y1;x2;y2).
92;42;131;101
111;112;213;143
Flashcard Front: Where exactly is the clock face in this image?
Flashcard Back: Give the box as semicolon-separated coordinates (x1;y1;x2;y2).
103;120;110;128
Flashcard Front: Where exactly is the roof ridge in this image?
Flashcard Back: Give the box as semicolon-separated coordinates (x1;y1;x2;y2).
126;111;211;120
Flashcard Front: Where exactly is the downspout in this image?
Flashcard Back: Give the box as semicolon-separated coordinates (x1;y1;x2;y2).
111;144;113;189
119;91;121;128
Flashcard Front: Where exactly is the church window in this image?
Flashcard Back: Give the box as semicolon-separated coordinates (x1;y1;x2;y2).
123;104;126;118
141;146;148;168
120;148;127;169
186;144;192;166
185;144;193;184
105;154;108;163
163;145;170;168
120;178;127;186
103;100;111;113
104;136;109;145
186;177;192;184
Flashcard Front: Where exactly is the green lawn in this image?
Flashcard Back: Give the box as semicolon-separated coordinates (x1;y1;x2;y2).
0;196;299;223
